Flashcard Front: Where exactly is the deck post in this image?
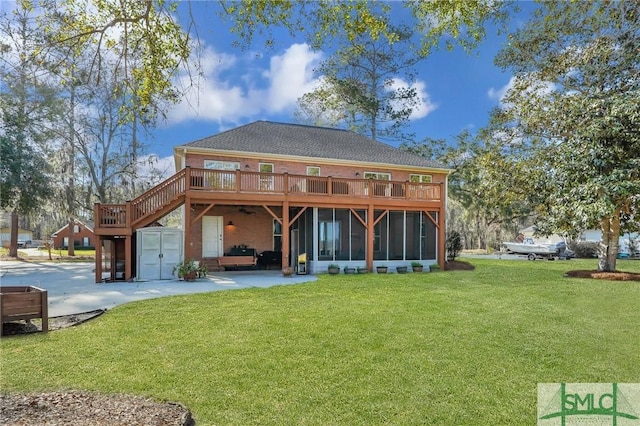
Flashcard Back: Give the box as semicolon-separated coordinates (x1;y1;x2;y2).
367;203;375;271
184;195;192;262
284;173;289;195
438;208;446;270
282;201;290;269
125;201;131;229
125;234;132;281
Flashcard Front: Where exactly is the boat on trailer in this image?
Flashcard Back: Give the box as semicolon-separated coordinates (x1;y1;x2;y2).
503;238;565;260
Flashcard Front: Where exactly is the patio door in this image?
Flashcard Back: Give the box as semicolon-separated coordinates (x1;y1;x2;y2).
202;216;223;258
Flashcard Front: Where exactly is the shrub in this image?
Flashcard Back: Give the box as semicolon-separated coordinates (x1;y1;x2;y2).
61;246;95;251
568;241;600;258
446;231;463;261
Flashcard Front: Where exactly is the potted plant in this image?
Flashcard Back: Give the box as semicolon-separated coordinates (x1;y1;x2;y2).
411;261;424;272
376;265;388;274
173;259;199;281
343;265;356;274
357;266;368;274
429;263;440;271
328;264;340;274
396;265;408;274
196;262;208;278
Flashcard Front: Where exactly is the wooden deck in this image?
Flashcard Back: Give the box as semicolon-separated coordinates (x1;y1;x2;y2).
94;167;443;234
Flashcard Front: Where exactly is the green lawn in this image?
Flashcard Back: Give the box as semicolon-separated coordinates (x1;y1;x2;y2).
1;258;639;425
43;248;96;257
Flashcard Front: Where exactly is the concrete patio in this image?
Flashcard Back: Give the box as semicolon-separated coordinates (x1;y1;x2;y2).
0;260;317;317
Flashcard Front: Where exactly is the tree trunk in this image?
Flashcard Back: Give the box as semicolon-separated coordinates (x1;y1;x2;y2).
598;214;619;272
67;217;75;256
9;210;19;257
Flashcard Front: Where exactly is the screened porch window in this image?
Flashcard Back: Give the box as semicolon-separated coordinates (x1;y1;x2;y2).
317;208;366;261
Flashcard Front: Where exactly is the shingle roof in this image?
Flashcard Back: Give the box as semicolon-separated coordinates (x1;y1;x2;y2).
180;121;446;170
51;219;94;237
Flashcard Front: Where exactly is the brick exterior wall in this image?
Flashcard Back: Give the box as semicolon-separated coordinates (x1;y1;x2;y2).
181;152;447;268
52;222;95;248
190;205;282;259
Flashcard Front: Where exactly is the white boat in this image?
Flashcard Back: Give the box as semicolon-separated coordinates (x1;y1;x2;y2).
503;238;564;260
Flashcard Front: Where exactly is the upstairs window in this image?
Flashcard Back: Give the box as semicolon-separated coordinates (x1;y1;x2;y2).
364;172;391;180
203;160;240;189
410;174;433;183
259;163;274;191
204;160;240;170
307;166;320;176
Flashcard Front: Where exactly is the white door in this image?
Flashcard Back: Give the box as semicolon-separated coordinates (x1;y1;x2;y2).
202;216;223;257
139;231;162;280
160;230;182;279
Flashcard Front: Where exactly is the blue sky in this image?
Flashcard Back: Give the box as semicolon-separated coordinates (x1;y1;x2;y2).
143;2;535;169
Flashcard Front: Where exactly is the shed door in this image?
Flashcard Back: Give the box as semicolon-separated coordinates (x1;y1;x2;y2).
138;229;184;280
202;216;223;257
160;230;182;279
139;231;162;280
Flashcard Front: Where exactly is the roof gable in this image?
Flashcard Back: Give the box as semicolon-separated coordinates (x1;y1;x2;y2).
51;219;95;236
178;121;446;170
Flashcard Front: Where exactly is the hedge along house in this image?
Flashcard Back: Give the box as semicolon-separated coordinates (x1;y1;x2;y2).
93;121;450;282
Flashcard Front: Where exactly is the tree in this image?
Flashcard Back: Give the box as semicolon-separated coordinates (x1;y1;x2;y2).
0;1;57;256
42;1;507;114
403;131;538;250
38;2;171;254
223;1;508;55
492;1;640;271
45;0;188;118
296;25;424;142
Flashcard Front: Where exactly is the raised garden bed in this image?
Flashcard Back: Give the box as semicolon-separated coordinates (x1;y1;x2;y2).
0;286;48;336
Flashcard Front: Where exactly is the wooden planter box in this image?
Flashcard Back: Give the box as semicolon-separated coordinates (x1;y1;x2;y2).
0;286;48;336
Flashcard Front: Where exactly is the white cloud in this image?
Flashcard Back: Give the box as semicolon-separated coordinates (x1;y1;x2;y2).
388;78;438;120
488;76;516;103
488;75;557;105
137;154;175;181
265;43;323;111
167;43;322;125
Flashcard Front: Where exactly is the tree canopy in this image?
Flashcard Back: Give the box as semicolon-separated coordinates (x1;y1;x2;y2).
38;0;509;114
296;25;424;142
492;1;640;271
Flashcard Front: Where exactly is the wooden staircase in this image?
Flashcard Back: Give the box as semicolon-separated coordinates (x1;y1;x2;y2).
94;168;187;235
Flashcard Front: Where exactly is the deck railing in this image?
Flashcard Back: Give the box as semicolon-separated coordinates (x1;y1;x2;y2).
130;168;187;224
95;167;442;229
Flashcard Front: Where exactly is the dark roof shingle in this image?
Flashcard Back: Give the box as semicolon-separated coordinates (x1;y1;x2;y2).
180;121;446;170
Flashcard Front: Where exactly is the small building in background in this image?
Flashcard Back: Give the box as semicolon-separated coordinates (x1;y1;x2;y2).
0;228;33;248
51;220;95;249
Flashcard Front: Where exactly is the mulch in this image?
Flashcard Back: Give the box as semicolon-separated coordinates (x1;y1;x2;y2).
1;310;106;336
564;270;640;281
444;260;475;271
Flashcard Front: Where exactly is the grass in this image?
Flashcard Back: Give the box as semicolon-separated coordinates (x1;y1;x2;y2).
1;258;639;425
42;248;96;257
0;247;95;258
